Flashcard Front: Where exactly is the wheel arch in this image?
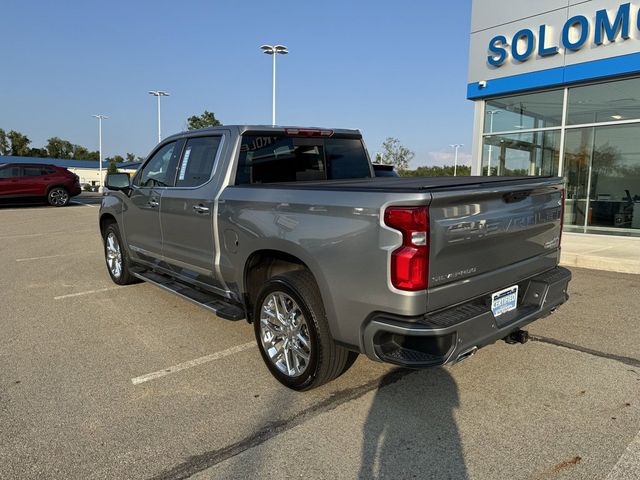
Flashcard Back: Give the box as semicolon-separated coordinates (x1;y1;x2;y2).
99;213;118;236
45;184;70;195
243;249;332;326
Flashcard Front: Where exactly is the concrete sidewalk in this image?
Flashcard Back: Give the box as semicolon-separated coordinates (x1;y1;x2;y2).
561;233;640;274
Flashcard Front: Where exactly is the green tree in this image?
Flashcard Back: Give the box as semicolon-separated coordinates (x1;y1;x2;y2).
46;137;75;159
0;129;10;155
401;165;471;177
375;137;414;172
71;145;90;160
107;159;119;174
28;147;48;157
83;150;100;161
106;155;125;164
126;152;136;162
187;110;222;130
8;130;31;156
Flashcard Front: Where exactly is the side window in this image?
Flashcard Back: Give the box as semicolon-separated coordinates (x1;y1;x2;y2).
135;142;177;187
23;167;44;177
0;166;20;178
175;136;222;187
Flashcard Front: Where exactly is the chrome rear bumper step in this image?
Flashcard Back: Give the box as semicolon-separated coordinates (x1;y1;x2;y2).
132;270;245;321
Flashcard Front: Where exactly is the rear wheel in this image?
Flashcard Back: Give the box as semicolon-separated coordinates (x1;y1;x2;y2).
47;187;70;207
254;270;356;390
103;223;137;285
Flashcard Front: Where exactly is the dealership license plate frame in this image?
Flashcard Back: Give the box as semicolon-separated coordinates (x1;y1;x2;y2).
491;285;519;318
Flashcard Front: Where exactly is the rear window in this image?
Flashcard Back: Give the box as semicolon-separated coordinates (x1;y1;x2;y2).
235;135;371;185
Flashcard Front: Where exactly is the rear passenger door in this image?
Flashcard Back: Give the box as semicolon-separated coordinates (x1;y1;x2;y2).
160;135;224;286
21;166;50;196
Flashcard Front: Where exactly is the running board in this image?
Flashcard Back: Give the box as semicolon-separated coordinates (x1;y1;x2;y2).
132;270;245;321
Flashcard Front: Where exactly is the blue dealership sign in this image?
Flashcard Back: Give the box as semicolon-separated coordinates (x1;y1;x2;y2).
488;2;633;66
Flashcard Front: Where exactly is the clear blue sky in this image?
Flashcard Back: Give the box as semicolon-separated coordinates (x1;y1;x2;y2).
2;0;473;167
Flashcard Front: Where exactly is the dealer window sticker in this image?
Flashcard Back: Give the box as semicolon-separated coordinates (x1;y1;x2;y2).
179;147;192;180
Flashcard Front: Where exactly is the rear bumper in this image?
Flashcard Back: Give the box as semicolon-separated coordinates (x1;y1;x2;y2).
362;267;571;367
70;184;82;196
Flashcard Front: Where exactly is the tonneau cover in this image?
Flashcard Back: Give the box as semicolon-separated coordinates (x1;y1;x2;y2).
237;176;562;192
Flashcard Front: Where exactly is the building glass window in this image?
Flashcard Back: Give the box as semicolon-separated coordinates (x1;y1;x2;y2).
483;90;564;133
567;77;640;126
479;76;640;237
481;131;560;176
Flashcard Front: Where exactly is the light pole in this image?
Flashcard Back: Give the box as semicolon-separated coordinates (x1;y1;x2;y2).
486;110;500;176
450;144;464;176
148;90;169;143
260;44;288;126
92;114;108;192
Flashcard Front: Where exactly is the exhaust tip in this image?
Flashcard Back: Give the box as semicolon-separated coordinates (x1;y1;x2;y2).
456;346;478;363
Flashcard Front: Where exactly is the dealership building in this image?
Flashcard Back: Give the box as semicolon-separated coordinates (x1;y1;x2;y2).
469;0;640;237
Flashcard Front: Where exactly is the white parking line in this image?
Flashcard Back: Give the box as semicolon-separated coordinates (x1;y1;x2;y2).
54;285;136;300
0;228;95;240
606;429;640;479
131;342;256;385
70;201;97;207
16;253;76;262
0;232;45;239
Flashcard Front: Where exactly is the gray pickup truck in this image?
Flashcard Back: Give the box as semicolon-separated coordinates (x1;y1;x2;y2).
100;125;571;390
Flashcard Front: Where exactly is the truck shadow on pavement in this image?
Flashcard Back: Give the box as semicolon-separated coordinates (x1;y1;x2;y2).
358;368;468;479
148;367;467;479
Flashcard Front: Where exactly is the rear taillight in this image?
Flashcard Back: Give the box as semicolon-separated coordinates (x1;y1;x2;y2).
384;206;429;291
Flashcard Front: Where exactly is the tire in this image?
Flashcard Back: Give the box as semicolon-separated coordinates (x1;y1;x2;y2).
47;187;70;207
103;222;137;285
253;270;355;391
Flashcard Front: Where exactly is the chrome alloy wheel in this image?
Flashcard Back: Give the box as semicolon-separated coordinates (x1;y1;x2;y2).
259;292;312;378
49;188;69;206
105;232;123;279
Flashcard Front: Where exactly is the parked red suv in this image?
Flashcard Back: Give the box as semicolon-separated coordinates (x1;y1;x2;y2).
0;163;82;206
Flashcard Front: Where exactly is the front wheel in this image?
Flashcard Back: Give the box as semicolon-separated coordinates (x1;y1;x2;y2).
47;187;70;207
254;270;356;391
103;223;138;285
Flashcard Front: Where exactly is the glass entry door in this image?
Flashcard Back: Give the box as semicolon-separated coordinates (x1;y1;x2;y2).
564;128;593;232
564;124;640;236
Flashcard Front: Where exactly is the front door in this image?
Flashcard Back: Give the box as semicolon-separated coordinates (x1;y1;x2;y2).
123;140;181;262
161;135;223;287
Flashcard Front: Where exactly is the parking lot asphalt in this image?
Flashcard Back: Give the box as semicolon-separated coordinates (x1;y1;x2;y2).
1;201;639;480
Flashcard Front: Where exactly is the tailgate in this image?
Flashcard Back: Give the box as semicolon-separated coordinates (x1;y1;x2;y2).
427;177;563;310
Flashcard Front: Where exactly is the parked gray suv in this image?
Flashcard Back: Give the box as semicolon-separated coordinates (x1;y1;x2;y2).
100;126;571;390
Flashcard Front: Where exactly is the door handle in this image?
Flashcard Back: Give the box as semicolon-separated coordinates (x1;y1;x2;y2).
193;204;210;214
148;198;159;207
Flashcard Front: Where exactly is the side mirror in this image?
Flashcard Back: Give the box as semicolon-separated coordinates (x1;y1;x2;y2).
105;172;131;192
